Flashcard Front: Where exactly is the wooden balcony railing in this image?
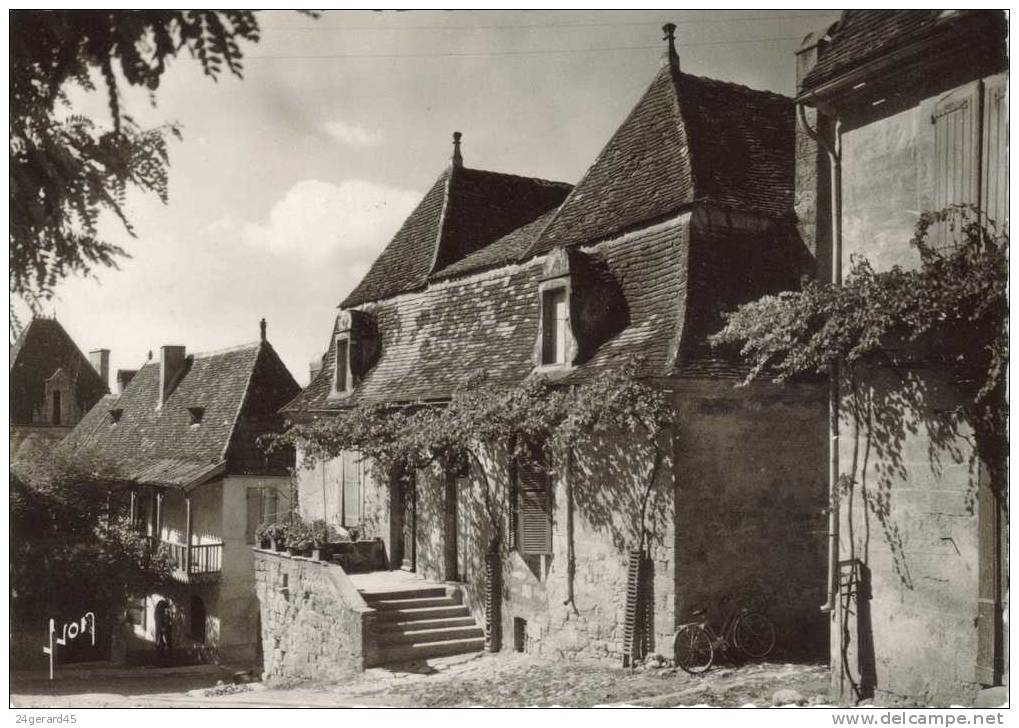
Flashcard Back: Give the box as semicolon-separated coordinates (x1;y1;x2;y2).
162;540;223;582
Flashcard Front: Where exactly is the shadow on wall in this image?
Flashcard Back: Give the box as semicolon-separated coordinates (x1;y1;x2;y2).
839;362;980;701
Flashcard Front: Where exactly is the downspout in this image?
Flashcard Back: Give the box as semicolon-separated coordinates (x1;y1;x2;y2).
797;102;842;614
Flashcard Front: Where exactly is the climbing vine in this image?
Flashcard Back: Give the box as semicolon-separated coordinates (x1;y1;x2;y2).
710;207;1008;499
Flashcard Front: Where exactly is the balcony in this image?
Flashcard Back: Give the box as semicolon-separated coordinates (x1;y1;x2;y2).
163;540;223;584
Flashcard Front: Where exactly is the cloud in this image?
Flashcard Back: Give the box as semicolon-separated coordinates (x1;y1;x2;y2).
241;179;419;262
322;120;384;148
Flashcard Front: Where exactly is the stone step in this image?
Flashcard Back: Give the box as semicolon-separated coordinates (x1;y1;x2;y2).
366;595;460;611
377;624;485;646
388;616;477;631
375;636;486;665
373;604;471;622
358;587;447;602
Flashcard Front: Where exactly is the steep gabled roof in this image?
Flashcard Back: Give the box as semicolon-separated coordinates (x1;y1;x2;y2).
801;10;970;93
60;341;299;488
526;65;794;257
10;317;108;424
285;217;689;412
341;166;571;307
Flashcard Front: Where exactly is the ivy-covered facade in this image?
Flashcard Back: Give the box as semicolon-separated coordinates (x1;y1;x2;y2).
284;33;829;664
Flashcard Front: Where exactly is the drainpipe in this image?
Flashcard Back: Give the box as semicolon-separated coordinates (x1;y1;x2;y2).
797;102;842;613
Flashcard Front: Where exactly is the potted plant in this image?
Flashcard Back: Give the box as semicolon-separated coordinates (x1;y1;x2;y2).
285;520;314;556
258;522;288;552
254;521;276;550
310;519;338;561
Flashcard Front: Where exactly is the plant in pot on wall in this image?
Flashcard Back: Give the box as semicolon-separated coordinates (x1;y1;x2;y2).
310;520;339;561
285;519;314;557
256;522;289;551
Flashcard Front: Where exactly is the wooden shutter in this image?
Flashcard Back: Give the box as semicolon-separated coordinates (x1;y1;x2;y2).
518;462;552;555
981;74;1008;232
342;451;362;527
245;488;261;544
975;467;1004;685
932;82;981;246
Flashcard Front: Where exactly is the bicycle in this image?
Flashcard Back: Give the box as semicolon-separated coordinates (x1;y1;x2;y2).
672;607;776;674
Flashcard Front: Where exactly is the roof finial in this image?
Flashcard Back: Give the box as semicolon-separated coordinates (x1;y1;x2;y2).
147;350;153;361
662;22;679;71
260;317;267;342
451;131;463;169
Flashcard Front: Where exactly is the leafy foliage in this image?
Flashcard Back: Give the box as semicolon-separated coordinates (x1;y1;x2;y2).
10;10;262;318
270;358;675;545
11;449;173;625
711;207;1008;494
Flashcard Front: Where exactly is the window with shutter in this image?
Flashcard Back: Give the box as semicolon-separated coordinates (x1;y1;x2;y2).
517;461;552;555
981;74;1008;231
245;486;280;543
541;288;568;365
341;450;362;527
335;338;349;392
932;83;981;245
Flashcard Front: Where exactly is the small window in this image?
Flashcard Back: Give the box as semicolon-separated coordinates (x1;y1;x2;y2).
51;391;62;425
335;339;349;392
541;288;568;365
188;407;205;425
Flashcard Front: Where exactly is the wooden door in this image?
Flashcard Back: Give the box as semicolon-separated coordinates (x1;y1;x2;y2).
400;472;416;571
443;475;458;581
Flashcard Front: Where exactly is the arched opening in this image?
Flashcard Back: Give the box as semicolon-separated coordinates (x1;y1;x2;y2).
189;596;206;643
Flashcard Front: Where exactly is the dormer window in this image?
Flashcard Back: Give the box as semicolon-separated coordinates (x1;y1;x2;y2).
188;407;205;426
328;310;379;399
334;338;350;393
109;408;123;425
541;288;569;365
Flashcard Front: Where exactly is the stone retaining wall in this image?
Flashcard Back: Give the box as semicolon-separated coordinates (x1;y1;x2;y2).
253;549;376;681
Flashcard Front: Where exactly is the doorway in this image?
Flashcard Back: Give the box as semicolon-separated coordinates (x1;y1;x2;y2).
443;475;458;581
395;470;416;572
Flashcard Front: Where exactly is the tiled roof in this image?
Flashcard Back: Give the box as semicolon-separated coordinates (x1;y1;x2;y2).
10;317;108;425
341;167;571;307
800;10;993;92
61;341;299;487
285;218;689;412
432;209;557;281
526;66;794;257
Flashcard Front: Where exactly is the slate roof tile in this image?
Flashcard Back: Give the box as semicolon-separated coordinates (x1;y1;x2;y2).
526;67;794;257
61;341;298;487
10;317;108;424
800;10;1000;91
341;167;570;307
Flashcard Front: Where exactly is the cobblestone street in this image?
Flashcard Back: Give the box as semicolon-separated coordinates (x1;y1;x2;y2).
13;655;832;708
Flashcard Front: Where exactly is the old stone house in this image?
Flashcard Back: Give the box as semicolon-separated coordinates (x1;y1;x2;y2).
60;322;300;664
795;10;1008;705
10;317;110;461
274;29;829;674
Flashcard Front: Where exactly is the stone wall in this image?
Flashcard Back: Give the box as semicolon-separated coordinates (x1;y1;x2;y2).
253;549;375;681
671;380;829;658
833;364;985;705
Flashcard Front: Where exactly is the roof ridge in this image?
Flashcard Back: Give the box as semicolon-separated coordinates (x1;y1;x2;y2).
427;164;457;277
191;341;261;359
219;340;265;462
461;165;572;189
677;69;794;103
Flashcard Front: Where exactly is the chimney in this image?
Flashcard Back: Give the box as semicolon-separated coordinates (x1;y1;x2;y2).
116;369;138;394
661;23;679;71
309;354;324;383
89;349;110;389
451;131;463;169
158;345;187;408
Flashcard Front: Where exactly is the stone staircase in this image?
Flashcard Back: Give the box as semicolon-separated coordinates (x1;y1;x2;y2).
361;581;485;666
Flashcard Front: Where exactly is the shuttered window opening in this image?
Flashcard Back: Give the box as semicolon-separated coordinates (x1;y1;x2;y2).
341;450;363;527
932;82;980;247
518;461;552;555
245;487;279;544
980;74;1008;233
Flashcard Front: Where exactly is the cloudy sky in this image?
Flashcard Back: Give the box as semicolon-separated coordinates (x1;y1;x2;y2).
24;9;842;386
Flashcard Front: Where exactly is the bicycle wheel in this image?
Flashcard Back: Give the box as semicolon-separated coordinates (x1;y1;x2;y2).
733;611;775;659
672;624;714;674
